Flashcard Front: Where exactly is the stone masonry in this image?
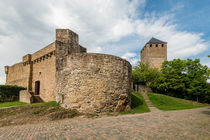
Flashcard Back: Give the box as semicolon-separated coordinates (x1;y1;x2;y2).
4;29;132;113
55;29;131;113
5;43;56;102
141;37;167;70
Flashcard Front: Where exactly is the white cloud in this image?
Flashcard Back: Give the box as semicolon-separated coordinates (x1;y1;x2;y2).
0;74;5;85
122;52;137;59
0;0;209;84
200;57;210;67
135;15;208;60
121;52;139;65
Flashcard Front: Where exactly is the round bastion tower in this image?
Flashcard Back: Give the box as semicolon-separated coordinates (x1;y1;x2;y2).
55;29;132;113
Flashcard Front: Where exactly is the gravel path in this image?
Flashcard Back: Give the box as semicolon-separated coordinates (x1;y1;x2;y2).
0;107;209;140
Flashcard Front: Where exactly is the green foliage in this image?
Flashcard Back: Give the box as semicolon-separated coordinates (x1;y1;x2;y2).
147;93;208;110
0;85;26;102
132;62;161;86
121;91;150;114
0;102;27;108
151;59;210;103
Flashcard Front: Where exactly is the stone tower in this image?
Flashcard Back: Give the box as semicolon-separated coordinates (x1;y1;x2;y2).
140;37;167;70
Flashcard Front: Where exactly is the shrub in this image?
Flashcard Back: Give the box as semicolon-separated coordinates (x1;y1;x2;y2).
0;85;26;102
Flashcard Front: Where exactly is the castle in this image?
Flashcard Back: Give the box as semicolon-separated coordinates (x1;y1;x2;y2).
4;29;131;113
4;29;167;113
141;37;167;70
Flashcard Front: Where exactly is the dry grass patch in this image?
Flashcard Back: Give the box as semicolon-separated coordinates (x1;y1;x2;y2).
0;101;82;127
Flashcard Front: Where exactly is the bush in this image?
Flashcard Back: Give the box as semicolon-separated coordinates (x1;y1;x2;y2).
0;85;26;102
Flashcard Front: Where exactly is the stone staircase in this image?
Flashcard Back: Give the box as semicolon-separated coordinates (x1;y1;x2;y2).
141;92;161;112
20;90;43;104
32;95;43;103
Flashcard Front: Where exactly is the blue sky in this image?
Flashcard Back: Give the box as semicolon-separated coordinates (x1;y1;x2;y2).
144;0;210;39
0;0;209;84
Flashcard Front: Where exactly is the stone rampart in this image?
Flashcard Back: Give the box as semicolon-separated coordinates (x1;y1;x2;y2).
56;53;132;113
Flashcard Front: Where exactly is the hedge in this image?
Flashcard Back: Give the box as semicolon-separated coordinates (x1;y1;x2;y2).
0;85;26;102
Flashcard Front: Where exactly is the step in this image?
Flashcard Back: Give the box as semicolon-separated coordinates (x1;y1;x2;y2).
33;96;43;103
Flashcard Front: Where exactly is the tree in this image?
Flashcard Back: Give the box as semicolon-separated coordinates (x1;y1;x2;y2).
152;59;210;103
132;62;161;86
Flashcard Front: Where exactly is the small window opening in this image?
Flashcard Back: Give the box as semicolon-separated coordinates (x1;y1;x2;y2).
156;44;158;47
162;44;164;47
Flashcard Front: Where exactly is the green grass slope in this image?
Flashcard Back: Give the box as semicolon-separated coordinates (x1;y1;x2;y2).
0;102;27;108
147;93;209;110
121;92;150;114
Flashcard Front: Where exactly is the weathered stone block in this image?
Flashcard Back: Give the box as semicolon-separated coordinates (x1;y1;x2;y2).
19;90;33;104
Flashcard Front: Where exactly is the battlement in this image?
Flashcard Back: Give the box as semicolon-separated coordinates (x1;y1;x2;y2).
140;37;167;70
23;54;32;62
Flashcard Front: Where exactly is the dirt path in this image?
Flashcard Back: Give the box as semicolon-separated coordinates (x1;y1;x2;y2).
0;107;209;140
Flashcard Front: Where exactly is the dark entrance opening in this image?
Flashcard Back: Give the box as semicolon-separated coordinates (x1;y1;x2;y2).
35;81;40;95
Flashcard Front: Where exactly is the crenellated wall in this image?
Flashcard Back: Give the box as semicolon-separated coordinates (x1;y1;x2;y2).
5;41;57;102
31;42;56;102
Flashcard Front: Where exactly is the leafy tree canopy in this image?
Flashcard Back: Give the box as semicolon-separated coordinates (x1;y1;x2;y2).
132;59;210;103
132;62;161;86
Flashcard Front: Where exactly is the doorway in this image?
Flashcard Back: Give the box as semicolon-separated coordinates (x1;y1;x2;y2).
35;81;40;95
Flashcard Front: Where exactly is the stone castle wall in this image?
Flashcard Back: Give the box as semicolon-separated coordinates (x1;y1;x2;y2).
56;29;131;113
31;42;56;101
5;29;132;113
5;62;25;87
141;43;167;70
5;41;56;102
56;53;132;113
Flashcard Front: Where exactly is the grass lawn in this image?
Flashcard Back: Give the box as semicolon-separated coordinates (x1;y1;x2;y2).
121;92;150;114
147;92;209;110
0;101;27;108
